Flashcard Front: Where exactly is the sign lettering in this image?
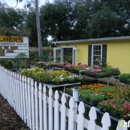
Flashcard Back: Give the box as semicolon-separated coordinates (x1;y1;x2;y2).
0;36;23;42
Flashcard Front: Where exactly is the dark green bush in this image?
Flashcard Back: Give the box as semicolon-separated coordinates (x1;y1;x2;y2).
0;59;14;70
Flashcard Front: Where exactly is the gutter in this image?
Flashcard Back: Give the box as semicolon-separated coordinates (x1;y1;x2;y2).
52;36;130;44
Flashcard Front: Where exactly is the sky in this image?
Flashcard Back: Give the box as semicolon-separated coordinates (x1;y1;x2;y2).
3;0;53;8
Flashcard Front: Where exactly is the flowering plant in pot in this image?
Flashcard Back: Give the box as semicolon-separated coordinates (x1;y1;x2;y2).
109;67;120;76
79;89;95;102
84;65;108;78
64;64;75;71
21;67;82;84
98;99;130;119
79;65;120;78
51;71;82;84
89;92;109;106
64;63;88;73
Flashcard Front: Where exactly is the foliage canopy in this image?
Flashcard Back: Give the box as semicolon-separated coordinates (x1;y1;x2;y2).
0;0;130;46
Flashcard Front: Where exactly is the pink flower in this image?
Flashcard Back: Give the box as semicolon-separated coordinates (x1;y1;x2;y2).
80;64;88;67
123;114;127;118
104;102;107;106
120;108;124;111
91;68;102;73
65;64;74;68
112;105;117;109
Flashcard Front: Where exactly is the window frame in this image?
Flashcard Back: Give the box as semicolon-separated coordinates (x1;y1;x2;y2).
91;44;103;66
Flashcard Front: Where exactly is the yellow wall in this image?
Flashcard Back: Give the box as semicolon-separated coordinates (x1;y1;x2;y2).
59;40;130;73
76;43;88;64
107;40;130;73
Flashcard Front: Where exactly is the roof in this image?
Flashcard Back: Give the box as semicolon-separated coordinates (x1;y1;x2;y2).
52;36;130;44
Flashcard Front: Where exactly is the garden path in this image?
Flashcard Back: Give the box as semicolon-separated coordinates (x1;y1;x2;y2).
0;94;29;130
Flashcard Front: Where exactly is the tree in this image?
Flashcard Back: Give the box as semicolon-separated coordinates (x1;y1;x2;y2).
1;0;130;45
40;2;75;41
0;2;30;36
71;0;92;39
0;3;26;29
24;7;38;47
86;0;130;38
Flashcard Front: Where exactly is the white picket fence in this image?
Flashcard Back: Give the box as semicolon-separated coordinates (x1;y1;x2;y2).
0;66;127;130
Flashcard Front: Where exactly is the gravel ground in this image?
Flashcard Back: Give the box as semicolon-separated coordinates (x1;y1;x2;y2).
0;94;30;130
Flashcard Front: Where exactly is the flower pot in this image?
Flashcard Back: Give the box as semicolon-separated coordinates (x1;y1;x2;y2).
88;101;98;106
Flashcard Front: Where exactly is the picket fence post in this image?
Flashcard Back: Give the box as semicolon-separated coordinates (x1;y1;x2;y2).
25;76;29;125
35;81;39;130
24;76;28;123
43;85;47;130
17;73;21;117
23;76;26;123
61;93;67;130
101;113;111;130
31;79;35;130
28;77;32;129
116;120;128;130
19;75;22;118
49;87;53;130
39;83;43;130
13;72;17;111
68;97;75;130
54;90;59;130
88;107;97;130
15;73;19;115
77;102;85;130
21;76;24;120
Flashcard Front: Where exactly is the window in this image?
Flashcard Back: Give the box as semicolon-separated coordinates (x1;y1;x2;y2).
92;44;102;65
88;44;107;66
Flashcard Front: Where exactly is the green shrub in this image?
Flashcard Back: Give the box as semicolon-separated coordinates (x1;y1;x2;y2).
0;59;14;70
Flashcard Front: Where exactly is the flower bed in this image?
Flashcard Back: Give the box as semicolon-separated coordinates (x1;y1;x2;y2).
21;67;82;84
66;83;130;120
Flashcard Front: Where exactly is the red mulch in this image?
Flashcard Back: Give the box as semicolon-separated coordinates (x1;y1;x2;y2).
0;93;29;130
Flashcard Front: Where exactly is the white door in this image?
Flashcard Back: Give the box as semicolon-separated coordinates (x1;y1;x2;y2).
53;47;77;64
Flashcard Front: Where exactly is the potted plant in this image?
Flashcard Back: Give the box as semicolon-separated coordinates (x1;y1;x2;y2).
79;89;95;103
119;73;130;84
21;67;83;85
89;92;109;106
98;99;130;120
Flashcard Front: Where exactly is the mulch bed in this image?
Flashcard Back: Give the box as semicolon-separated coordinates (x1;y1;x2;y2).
0;93;29;130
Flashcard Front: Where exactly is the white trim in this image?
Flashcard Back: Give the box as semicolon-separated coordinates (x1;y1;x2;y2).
61;46;76;48
53;47;61;62
72;47;77;64
61;48;64;63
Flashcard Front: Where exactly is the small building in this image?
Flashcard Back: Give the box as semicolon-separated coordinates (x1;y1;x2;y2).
52;36;130;73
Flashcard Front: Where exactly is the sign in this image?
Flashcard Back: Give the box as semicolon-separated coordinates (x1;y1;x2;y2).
0;36;23;42
0;36;29;58
118;119;130;129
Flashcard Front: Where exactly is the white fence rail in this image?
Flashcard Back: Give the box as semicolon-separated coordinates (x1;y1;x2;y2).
0;66;127;130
